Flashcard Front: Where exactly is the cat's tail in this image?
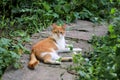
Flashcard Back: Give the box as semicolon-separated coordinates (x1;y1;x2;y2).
28;51;39;69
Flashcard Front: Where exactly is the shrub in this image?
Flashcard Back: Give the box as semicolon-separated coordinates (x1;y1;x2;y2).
0;37;29;78
0;27;30;78
71;7;120;80
0;0;119;34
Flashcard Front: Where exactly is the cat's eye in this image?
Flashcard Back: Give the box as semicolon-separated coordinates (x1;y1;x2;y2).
54;31;57;33
60;32;63;34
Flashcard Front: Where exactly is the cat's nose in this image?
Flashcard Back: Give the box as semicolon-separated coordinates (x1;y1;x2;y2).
57;34;60;37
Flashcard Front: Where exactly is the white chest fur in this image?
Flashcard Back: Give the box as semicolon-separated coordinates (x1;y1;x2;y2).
55;37;66;50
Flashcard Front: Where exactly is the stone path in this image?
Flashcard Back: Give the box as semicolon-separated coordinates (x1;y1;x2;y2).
2;20;108;80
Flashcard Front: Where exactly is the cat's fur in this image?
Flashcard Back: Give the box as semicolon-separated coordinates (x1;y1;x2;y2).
28;23;82;69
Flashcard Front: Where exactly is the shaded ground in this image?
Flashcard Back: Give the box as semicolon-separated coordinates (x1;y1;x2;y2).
2;20;108;80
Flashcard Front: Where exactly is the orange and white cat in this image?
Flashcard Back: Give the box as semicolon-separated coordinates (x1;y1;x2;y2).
28;23;82;69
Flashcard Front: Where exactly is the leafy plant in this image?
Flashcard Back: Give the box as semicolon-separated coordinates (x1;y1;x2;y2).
0;37;29;78
0;0;120;79
71;7;120;80
1;0;119;35
0;38;19;77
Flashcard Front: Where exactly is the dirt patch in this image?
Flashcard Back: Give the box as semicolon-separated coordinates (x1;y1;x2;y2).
2;20;108;80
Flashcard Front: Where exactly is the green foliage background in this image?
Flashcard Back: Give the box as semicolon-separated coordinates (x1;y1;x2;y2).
0;38;20;76
0;0;120;79
71;4;120;80
0;0;119;34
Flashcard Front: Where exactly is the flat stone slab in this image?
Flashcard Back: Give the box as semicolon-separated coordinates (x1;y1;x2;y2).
2;20;108;80
66;31;91;41
66;21;107;41
2;54;74;80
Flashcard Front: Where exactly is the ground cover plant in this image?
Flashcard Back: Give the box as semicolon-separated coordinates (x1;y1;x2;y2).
0;0;120;79
0;30;30;78
0;0;119;34
0;38;27;77
70;5;120;80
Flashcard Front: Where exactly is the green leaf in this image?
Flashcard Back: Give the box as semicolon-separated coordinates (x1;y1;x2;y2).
110;8;116;15
0;47;7;53
79;71;86;77
10;51;20;59
0;60;3;64
52;13;59;18
42;2;50;11
110;73;117;77
67;44;73;51
0;38;11;46
54;5;63;14
110;0;113;3
88;66;94;74
73;12;80;19
63;4;71;13
14;63;21;69
108;24;114;33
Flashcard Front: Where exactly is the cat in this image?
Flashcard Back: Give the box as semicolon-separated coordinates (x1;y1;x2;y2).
28;23;82;69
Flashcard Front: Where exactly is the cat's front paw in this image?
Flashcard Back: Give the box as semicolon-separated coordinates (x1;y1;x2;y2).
73;48;82;52
54;61;61;65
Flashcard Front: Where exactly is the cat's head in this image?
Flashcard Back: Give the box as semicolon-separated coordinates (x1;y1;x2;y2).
51;23;66;39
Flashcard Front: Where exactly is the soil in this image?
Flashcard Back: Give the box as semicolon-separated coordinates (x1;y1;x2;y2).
2;20;108;80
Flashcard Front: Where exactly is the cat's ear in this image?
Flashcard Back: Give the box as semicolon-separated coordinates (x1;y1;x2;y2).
52;23;57;29
62;24;66;29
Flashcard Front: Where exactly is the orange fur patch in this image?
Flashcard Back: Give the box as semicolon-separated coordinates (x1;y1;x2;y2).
28;23;66;69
